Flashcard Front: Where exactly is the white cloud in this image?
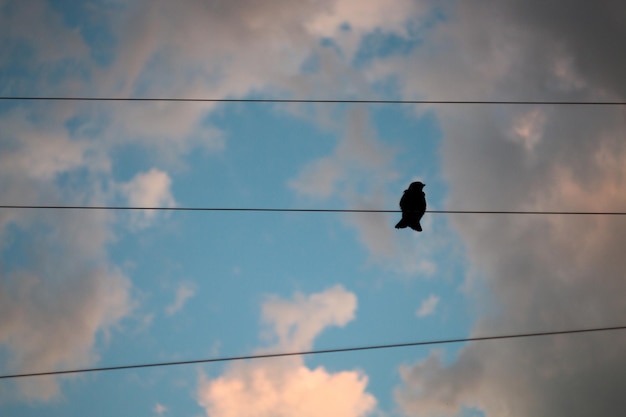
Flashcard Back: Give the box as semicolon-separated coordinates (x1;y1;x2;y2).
166;283;196;316
198;362;375;417
120;168;176;228
288;156;345;200
0;107;107;184
196;286;377;417
154;403;168;415
290;107;398;259
121;168;175;208
416;295;440;318
261;285;357;351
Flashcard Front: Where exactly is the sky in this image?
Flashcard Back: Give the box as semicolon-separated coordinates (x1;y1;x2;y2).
1;1;625;416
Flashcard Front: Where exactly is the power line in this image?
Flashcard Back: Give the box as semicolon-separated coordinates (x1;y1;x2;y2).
1;324;624;380
1;96;626;106
0;205;625;216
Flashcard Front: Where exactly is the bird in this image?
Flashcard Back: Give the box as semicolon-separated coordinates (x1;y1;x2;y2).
395;181;426;232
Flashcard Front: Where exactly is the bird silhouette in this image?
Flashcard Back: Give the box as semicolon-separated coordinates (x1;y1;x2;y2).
395;181;426;232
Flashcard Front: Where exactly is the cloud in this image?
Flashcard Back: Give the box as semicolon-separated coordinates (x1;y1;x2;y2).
380;1;626;416
154;403;168;415
2;0;436;271
120;168;176;228
261;284;357;351
0;213;132;401
0;0;445;406
0;0;427;403
289;105;452;277
1;1;622;413
198;363;375;417
0;103;134;402
196;286;377;417
289;106;409;263
166;283;196;316
307;0;418;36
76;0;434;168
416;294;439;318
289;107;395;200
121;168;175;208
104;0;422;97
85;0;384;160
0;1;89;91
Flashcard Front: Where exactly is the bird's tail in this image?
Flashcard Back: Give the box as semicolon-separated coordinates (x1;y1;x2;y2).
409;221;422;232
395;219;408;229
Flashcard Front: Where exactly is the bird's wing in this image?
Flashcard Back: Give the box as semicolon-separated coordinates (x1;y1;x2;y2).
418;193;427;212
399;191;407;210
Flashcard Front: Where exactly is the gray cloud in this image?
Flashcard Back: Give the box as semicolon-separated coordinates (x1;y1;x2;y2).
383;1;626;416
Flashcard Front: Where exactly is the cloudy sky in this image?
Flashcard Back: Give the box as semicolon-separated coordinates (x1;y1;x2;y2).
1;1;625;416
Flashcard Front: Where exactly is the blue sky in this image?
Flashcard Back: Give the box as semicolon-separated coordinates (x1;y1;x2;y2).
1;1;626;417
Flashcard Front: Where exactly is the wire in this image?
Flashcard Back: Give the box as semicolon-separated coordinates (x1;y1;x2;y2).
1;324;625;380
1;97;626;105
0;205;625;216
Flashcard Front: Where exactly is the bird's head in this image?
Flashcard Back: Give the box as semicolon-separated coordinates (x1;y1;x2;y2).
409;181;425;191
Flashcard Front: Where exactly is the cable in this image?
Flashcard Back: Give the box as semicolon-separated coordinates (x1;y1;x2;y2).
0;205;625;216
1;324;625;380
1;97;626;105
